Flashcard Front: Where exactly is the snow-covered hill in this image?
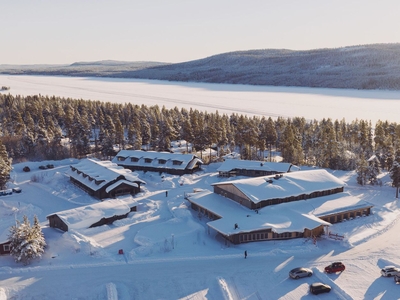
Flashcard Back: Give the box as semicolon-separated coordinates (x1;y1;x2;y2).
1;44;400;90
0;160;400;299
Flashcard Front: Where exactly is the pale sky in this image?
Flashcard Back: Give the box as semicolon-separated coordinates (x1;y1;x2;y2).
2;0;399;65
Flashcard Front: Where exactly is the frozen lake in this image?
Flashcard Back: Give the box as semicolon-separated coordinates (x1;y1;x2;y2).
1;74;400;125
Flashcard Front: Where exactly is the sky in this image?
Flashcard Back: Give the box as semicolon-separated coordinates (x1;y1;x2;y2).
2;0;400;65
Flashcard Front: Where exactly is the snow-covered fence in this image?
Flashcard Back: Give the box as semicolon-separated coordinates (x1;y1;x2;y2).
328;232;344;241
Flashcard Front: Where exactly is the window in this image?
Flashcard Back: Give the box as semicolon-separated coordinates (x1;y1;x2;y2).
131;157;139;162
144;158;152;163
3;244;10;252
117;156;125;161
158;159;167;165
172;160;183;165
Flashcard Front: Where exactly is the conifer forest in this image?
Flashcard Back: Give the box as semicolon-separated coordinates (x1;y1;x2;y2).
1;93;399;185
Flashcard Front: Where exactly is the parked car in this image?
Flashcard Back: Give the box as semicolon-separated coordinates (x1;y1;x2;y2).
289;267;313;279
325;262;346;273
0;189;13;196
12;187;22;193
394;272;400;283
46;164;54;169
381;266;399;277
23;166;30;172
310;282;331;295
39;165;47;170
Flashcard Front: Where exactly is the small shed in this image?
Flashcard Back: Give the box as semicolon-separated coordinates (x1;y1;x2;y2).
47;199;136;232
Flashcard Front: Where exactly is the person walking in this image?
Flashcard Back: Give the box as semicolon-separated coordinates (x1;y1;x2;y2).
244;250;247;259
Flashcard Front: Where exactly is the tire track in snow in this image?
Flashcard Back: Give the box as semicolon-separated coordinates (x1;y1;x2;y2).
106;282;118;300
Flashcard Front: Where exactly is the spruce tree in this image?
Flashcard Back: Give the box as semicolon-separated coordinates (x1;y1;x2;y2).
9;215;46;265
356;156;369;186
0;140;12;189
390;150;400;198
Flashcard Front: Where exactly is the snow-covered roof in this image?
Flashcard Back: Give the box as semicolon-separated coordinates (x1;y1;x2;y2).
113;150;203;170
46;199;133;231
67;158;145;191
187;190;371;236
213;169;345;204
217;159;293;173
105;180;138;193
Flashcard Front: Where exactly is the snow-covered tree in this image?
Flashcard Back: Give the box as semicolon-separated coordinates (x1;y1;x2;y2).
9;215;46;265
390;156;400;198
356;156;369;186
367;156;381;185
0;140;12;189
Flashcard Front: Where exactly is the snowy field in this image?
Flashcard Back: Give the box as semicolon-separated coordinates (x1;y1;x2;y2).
2;75;400;124
1;160;400;300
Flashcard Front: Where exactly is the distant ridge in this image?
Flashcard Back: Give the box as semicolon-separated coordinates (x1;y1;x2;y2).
1;43;400;90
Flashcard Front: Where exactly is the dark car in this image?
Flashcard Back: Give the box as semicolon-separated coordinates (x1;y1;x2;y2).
12;187;22;193
0;189;12;196
46;164;54;169
310;282;331;295
394;272;400;283
23;166;30;172
289;267;313;279
39;165;47;170
325;262;345;273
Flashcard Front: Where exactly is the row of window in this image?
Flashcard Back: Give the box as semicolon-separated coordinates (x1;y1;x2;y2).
261;188;343;207
321;208;371;224
70;167;105;185
117;156;183;165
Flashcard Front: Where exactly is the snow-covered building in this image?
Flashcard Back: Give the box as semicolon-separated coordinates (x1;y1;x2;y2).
112;150;203;175
213;169;344;209
0;233;11;255
67;158;145;200
186;169;373;244
217;159;297;178
47;199;136;232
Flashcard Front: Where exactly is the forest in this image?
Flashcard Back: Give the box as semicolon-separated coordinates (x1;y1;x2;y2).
1;93;400;188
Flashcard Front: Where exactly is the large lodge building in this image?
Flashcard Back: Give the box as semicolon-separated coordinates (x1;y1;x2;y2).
186;169;373;244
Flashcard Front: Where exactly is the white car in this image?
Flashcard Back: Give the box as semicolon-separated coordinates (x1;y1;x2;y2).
381;266;399;277
289;267;313;279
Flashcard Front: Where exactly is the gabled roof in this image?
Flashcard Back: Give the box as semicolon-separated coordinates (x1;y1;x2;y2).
213;169;345;204
46;199;132;231
187;190;371;236
105;180;138;193
113;150;203;170
217;159;294;173
67;158;145;191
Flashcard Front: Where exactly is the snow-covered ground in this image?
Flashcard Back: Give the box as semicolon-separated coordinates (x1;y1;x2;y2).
1;76;400;299
1;160;400;300
2;74;400;124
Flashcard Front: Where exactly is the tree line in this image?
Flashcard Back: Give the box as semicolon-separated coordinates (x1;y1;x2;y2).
1;93;400;178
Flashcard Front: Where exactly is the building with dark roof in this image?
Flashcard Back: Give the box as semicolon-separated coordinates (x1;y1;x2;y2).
112;150;203;175
67;158;145;200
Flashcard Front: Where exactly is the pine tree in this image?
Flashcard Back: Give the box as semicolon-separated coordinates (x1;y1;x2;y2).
356;156;369;186
367;156;381;185
390;150;400;198
0;140;12;189
9;215;46;265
